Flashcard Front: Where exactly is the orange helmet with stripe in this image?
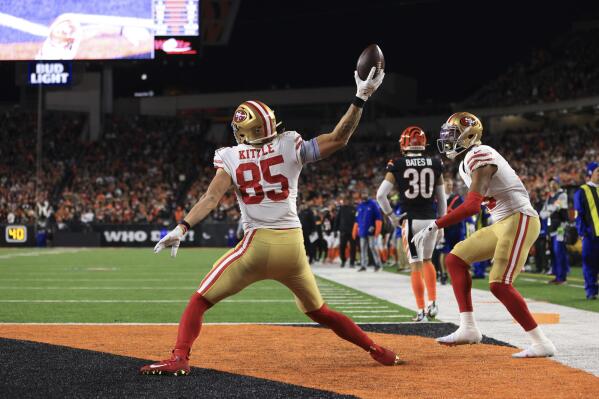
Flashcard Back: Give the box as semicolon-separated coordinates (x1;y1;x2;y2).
399;126;427;152
231;100;279;145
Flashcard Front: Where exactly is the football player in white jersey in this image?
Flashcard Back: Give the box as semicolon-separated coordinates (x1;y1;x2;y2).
412;112;556;358
140;67;402;376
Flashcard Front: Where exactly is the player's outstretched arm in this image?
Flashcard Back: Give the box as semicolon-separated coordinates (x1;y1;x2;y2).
316;67;384;159
411;165;495;248
154;168;232;257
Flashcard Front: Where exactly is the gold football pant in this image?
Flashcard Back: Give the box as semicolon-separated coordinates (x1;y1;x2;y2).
451;212;540;284
196;228;324;313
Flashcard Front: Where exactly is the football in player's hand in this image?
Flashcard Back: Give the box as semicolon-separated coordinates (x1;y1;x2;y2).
356;44;385;80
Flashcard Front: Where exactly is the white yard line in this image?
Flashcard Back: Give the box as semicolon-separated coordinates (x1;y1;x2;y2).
313;264;599;377
0;299;296;303
521;277;585;289
0;286;289;291
0;248;88;260
0;321;421;326
343;310;402;314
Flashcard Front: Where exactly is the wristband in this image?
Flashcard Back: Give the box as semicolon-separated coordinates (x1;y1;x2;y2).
352;96;366;108
178;220;191;233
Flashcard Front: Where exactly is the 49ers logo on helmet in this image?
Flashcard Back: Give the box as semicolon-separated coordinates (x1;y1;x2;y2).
234;109;248;123
460;116;477;127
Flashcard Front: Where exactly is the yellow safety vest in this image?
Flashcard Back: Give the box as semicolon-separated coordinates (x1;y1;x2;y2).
581;184;599;237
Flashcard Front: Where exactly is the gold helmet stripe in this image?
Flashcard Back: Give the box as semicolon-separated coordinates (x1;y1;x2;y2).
245;100;272;138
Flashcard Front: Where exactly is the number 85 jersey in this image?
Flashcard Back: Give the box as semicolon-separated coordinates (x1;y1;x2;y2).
214;131;307;231
386;155;444;219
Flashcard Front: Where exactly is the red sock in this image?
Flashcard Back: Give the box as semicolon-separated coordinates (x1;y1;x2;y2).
489;282;538;331
174;292;213;353
307;304;374;351
446;253;473;312
422;261;437;302
410;270;425;309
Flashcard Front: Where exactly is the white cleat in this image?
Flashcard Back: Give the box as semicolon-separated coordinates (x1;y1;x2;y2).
437;326;482;346
512;341;556;358
426;301;439;320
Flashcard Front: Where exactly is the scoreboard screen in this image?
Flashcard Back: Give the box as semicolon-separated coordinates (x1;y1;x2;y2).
0;0;154;60
154;0;199;36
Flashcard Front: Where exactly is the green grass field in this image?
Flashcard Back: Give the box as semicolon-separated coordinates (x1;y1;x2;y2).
0;248;413;323
385;264;599;312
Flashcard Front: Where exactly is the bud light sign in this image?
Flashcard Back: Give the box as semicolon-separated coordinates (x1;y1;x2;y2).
28;62;72;85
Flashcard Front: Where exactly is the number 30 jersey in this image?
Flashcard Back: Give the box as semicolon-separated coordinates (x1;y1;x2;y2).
214;131;306;231
458;145;537;222
386;155;444;219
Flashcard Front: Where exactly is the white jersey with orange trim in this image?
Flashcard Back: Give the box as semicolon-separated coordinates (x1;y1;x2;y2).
214;131;310;232
458;144;538;222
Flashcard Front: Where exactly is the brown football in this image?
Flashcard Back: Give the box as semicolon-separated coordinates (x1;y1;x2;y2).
356;44;385;80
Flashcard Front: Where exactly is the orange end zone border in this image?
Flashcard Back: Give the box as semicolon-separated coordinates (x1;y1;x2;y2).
0;324;597;399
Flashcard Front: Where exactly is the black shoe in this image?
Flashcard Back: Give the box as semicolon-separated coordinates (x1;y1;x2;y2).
341;261;346;268
349;263;355;268
587;295;598;300
440;273;448;286
374;265;381;272
357;266;367;272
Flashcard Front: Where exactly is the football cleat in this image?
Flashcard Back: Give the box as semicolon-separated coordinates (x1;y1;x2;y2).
426;301;439;320
412;310;426;322
369;344;404;366
436;326;482;346
512;341;556;358
140;350;190;376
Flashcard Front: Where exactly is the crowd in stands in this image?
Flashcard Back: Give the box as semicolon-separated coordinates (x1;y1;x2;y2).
1;106;598;231
464;29;599;107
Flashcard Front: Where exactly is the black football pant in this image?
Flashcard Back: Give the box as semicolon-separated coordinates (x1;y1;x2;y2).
339;232;356;266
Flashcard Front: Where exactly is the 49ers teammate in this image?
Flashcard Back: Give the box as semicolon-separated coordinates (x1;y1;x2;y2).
376;127;446;321
412;112;556;358
140;67;401;376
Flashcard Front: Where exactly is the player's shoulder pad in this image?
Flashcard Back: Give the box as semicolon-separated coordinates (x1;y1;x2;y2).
465;145;493;161
279;130;300;140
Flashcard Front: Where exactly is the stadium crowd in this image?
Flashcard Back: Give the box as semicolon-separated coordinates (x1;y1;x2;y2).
2;106;598;231
465;29;599;107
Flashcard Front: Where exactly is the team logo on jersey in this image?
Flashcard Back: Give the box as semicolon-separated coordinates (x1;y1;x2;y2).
234;109;248;123
460;116;478;127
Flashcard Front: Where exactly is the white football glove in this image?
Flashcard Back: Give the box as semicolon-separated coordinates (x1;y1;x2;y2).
411;221;439;251
355;67;385;101
436;227;444;245
387;212;406;228
154;225;186;258
539;210;550;219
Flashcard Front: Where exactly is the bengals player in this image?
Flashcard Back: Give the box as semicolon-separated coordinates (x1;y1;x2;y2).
412;112;556;358
140;67;402;376
376;126;446;321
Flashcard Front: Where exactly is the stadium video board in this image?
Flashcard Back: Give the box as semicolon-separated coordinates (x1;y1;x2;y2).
0;0;155;60
154;0;199;36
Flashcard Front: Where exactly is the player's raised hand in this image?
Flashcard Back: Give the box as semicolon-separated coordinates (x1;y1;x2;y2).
355;67;385;101
154;225;186;258
411;220;439;250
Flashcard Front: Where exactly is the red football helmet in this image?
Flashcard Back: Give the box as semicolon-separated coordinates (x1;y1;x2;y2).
399;126;427;151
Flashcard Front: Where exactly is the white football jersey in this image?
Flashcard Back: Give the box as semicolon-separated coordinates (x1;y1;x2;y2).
458;144;538;222
214;131;306;231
